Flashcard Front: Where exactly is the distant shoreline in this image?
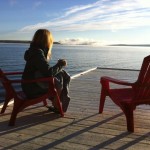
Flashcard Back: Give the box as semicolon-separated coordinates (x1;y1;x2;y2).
0;40;150;47
0;40;61;44
108;44;150;47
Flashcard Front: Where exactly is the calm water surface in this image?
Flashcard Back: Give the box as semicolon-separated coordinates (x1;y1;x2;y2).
0;43;150;102
0;43;150;74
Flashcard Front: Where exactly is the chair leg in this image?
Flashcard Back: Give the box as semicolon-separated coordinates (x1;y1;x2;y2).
0;95;13;114
1;101;9;114
55;93;64;117
124;107;134;132
8;99;22;126
9;109;18;126
99;88;107;114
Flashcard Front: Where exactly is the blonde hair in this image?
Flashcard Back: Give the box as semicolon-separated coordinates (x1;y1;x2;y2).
32;29;53;60
32;29;53;50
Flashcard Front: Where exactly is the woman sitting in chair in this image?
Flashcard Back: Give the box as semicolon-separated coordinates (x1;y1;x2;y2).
21;29;70;113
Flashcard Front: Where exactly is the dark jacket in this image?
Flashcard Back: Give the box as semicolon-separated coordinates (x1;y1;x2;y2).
22;44;62;98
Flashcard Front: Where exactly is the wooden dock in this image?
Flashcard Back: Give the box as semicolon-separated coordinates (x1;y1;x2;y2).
0;68;150;150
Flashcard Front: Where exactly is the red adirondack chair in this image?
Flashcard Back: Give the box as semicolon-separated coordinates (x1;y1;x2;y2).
99;55;150;132
0;69;64;126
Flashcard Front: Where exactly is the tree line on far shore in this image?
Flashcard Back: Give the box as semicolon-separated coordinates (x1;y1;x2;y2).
0;40;60;44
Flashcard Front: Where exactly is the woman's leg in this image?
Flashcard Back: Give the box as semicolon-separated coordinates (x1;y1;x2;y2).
48;70;71;112
60;70;71;112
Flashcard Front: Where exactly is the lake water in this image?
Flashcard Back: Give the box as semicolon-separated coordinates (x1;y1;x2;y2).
0;43;150;74
0;43;150;102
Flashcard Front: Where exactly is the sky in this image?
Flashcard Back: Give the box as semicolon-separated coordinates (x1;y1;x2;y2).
0;0;150;45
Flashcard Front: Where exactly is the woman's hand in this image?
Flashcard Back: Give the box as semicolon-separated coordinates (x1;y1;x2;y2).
57;59;67;67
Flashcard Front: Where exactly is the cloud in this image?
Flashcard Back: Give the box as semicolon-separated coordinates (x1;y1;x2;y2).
59;38;109;46
19;0;150;32
64;0;103;16
33;1;42;9
136;0;150;7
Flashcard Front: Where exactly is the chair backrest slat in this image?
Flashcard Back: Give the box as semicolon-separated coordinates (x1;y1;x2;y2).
134;55;150;100
0;69;16;96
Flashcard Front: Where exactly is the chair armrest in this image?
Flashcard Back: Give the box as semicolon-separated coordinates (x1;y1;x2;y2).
4;72;23;75
7;77;56;91
101;76;134;86
9;77;54;84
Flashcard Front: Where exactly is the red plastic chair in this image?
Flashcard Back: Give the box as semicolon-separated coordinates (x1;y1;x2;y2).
0;69;64;126
99;55;150;132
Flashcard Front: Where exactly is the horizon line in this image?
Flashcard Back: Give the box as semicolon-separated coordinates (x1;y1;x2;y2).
0;40;150;47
